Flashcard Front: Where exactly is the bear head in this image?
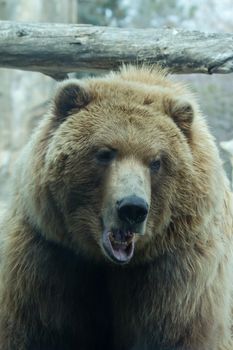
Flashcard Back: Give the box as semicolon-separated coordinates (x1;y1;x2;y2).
20;66;221;265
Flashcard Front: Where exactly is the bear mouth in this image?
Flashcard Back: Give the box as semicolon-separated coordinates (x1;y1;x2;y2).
102;229;135;264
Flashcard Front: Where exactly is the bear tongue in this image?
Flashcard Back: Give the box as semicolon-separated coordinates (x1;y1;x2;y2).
110;238;134;263
102;229;135;264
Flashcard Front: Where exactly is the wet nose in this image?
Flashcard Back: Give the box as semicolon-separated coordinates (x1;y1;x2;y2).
117;195;148;225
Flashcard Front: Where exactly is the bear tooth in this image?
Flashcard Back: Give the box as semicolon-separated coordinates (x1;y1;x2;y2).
113;240;128;245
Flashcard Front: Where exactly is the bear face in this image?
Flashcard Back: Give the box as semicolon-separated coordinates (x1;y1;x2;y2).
23;67;221;266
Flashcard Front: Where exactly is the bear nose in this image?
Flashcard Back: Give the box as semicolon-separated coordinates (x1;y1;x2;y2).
117;195;149;225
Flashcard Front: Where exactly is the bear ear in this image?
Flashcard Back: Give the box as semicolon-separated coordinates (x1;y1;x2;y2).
164;98;194;137
53;80;91;121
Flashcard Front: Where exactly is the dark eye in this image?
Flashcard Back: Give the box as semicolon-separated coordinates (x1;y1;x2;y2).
95;148;117;164
150;159;161;173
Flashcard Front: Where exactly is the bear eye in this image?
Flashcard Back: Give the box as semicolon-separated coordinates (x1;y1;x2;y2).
95;148;117;164
150;159;161;173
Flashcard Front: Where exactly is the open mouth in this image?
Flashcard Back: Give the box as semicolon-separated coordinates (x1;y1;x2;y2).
102;229;135;264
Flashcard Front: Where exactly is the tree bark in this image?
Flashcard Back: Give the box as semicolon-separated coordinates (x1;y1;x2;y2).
0;22;233;78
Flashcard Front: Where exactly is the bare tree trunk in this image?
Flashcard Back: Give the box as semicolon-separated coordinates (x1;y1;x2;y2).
0;0;78;206
0;22;233;77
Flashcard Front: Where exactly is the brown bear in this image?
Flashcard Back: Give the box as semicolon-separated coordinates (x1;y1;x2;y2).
0;65;232;350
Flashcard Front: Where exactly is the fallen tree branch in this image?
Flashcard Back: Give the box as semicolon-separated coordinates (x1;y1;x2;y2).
0;21;233;78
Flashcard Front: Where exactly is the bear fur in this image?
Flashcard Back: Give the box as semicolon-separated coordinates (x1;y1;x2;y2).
0;66;233;350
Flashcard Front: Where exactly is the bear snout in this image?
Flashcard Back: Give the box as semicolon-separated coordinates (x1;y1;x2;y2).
117;195;149;225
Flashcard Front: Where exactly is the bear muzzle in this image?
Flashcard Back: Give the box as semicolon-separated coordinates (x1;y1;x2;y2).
101;160;150;264
101;196;149;264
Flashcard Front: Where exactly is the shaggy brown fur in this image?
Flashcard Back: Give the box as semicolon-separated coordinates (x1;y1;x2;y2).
0;66;232;350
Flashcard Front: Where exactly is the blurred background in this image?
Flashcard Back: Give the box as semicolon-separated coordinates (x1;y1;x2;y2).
0;0;233;212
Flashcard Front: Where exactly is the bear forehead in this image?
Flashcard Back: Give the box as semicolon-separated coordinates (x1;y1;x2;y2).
62;97;180;158
53;69;194;158
88;79;172;108
68;80;175;131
